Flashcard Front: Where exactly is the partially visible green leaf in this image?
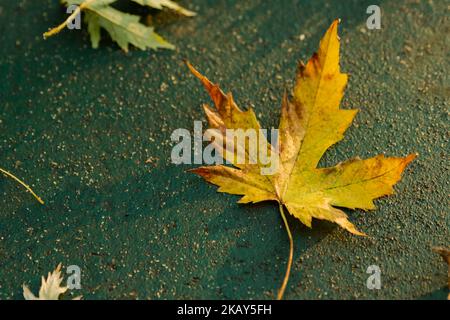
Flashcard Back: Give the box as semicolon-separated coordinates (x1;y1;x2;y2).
46;0;195;51
83;5;174;51
85;10;101;48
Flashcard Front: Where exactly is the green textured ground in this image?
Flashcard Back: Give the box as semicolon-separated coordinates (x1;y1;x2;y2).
0;0;448;300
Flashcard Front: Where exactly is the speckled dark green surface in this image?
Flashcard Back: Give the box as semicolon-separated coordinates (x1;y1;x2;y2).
0;0;448;300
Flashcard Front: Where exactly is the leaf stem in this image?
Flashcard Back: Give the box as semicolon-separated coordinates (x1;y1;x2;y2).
43;0;95;39
277;203;293;300
0;168;44;205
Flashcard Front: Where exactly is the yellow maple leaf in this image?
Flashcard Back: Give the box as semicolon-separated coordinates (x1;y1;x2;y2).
186;19;416;299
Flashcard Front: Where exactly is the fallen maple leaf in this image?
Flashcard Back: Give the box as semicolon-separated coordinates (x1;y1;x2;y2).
186;19;416;299
23;264;81;300
44;0;195;51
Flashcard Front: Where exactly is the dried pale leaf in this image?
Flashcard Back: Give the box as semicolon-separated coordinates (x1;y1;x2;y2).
23;264;66;300
23;264;81;300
